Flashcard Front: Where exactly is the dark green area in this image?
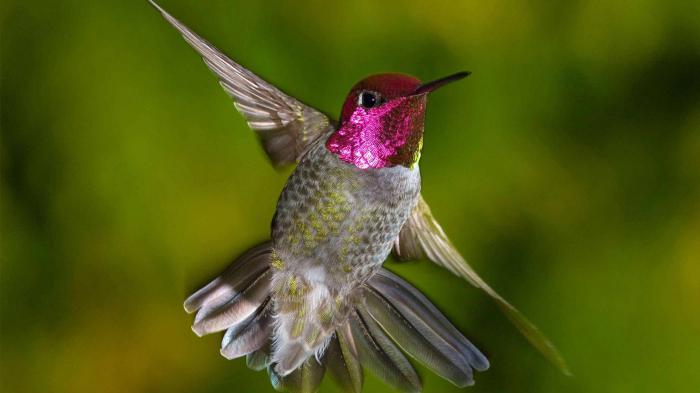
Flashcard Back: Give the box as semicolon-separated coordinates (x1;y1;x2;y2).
2;1;699;392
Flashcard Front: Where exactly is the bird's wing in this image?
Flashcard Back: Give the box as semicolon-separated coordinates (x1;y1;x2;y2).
149;1;333;167
393;193;571;375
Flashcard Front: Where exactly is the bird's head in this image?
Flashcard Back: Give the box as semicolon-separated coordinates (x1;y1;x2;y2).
326;71;469;169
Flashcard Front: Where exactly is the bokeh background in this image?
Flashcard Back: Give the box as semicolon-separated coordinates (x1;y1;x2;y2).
2;0;699;392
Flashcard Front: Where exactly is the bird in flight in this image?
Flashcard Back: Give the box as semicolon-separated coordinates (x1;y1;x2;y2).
149;1;569;392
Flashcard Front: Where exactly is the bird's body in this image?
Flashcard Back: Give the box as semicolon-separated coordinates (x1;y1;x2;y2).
149;1;568;391
271;137;421;372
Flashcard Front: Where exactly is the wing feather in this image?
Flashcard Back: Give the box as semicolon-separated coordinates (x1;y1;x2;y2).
394;194;571;375
149;0;333;167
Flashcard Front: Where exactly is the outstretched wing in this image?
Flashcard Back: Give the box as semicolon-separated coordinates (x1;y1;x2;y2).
149;0;333;167
394;194;571;375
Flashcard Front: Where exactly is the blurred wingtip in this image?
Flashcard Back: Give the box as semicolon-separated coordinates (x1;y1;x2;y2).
147;0;162;12
558;357;574;377
147;0;174;22
493;300;572;376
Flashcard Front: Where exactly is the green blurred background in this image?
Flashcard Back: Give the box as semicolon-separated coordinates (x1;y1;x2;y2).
2;1;699;392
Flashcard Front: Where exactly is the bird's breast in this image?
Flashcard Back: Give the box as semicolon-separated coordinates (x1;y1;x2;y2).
271;139;421;286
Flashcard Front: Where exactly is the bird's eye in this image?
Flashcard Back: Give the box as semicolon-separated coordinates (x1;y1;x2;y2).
358;91;382;108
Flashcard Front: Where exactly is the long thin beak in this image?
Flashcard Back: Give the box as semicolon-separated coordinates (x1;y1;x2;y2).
412;71;471;95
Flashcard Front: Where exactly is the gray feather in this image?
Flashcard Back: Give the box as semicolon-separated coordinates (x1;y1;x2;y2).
221;299;273;359
274;343;309;377
325;324;363;393
349;310;421;393
184;242;271;313
393;194;569;374
369;270;489;371
192;269;271;336
269;358;326;393
361;285;477;386
247;340;272;371
148;0;333;167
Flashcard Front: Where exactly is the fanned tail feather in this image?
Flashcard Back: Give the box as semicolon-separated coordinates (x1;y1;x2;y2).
268;359;326;393
185;243;488;392
366;270;490;373
349;309;422;392
325;323;363;393
184;242;273;351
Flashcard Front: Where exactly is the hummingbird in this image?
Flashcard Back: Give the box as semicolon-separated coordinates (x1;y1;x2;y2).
150;1;569;392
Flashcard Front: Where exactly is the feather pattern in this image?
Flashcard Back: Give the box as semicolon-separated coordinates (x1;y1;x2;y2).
394;194;570;375
184;242;272;337
325;324;363;393
349;310;422;393
221;299;273;359
368;270;489;371
269;358;326;393
270;275;338;377
183;236;491;391
184;242;271;314
191;269;271;336
360;284;477;386
247;340;273;371
148;0;333;167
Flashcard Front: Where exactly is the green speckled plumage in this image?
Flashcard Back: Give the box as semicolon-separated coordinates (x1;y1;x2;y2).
270;136;421;373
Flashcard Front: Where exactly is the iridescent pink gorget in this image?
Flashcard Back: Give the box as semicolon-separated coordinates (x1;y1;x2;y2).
326;74;427;169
